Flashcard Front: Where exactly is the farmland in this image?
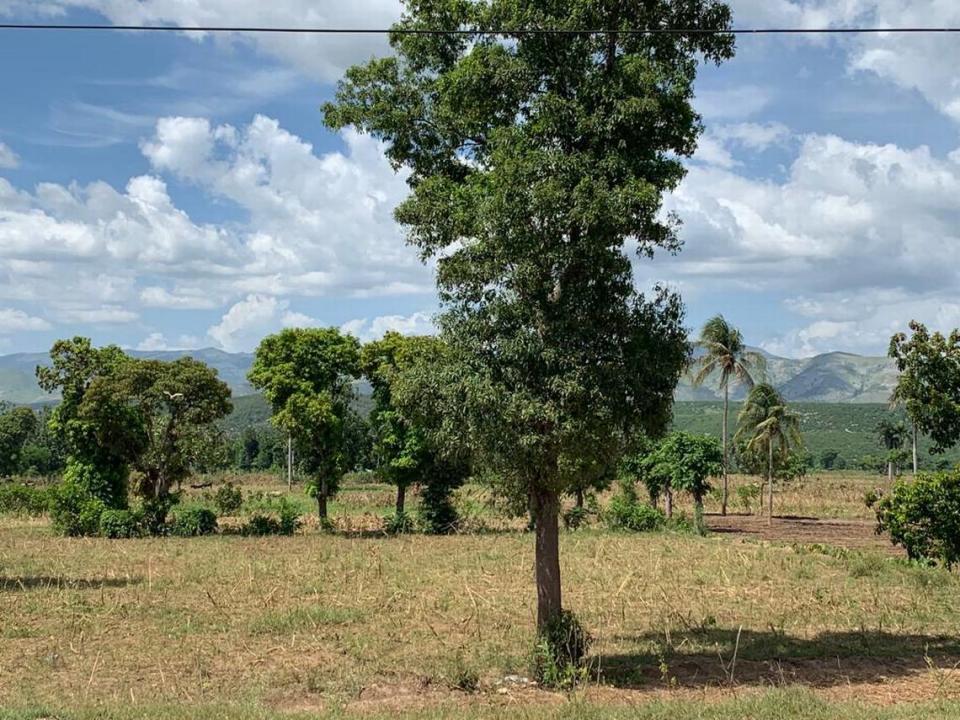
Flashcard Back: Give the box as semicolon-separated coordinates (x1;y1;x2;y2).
4;474;960;720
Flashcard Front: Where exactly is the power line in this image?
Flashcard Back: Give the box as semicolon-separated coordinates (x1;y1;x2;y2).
2;24;960;36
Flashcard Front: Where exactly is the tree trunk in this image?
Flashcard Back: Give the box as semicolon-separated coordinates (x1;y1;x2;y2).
722;384;729;516
317;477;329;522
767;441;774;527
665;487;673;519
913;424;919;475
532;487;562;632
887;458;894;483
575;488;584;510
395;484;406;516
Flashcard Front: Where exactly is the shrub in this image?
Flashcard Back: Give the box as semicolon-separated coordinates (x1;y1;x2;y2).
213;482;244;515
384;511;415;534
0;483;51;516
169;506;218;537
533;610;591;689
736;483;762;514
139;494;180;536
50;459;129;537
99;509;143;539
242;498;300;536
562;505;589;530
605;494;665;533
875;470;960;567
419;480;460;535
51;480;106;537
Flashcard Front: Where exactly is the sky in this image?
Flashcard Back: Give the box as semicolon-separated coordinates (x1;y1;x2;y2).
0;1;959;358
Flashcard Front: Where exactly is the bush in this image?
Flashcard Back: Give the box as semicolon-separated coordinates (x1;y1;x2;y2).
384;511;415;534
242;498;300;536
213;482;244;515
418;480;460;535
99;509;143;539
605;494;665;533
50;459;129;537
562;505;589;530
51;481;106;537
169;506;218;537
875;470;960;567
0;483;50;516
736;483;762;514
533;610;591;689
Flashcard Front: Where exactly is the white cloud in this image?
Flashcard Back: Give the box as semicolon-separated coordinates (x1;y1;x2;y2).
0;142;18;170
140;286;221;310
53;306;139;324
661;133;960;356
341;311;435;342
0;308;50;332
714;122;791;151
135;332;203;351
207;294;319;352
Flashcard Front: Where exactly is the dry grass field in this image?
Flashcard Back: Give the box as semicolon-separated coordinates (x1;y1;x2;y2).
3;473;960;719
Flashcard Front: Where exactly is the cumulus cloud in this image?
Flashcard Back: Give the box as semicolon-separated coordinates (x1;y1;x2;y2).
0;142;18;170
341;311;435;342
0;114;429;337
0;308;50;332
662;133;960;356
207;294;319;352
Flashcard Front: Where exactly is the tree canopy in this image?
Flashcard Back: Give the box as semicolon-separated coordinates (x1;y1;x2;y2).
889;321;960;454
249;327;362;521
325;0;734;639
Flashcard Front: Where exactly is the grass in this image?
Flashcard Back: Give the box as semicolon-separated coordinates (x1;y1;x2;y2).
2;472;959;718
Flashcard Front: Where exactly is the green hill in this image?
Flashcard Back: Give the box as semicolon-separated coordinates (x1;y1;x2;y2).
671;401;960;470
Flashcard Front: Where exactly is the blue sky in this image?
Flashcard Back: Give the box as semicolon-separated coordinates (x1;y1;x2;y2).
1;1;959;358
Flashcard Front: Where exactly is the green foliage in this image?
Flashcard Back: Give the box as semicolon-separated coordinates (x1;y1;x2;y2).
0;482;50;516
383;511;415;535
325;0;732;629
242;497;301;536
49;458;128;537
169;506;218;537
692;316;766;393
562;505;590;531
138;494;180;536
0;406;37;477
890;321;960;453
737;483;762;514
605;481;666;533
642;432;723;503
98;509;144;539
418;474;461;534
213;482;244;515
249;328;361;518
735;384;803;477
875;470;960;567
533;610;592;689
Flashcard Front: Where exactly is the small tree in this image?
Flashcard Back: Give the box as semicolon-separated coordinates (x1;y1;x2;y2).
249;328;361;524
876;418;908;483
875;470;960;567
0;407;38;477
735;384;802;526
692;316;764;516
640;431;722;531
889;322;960;455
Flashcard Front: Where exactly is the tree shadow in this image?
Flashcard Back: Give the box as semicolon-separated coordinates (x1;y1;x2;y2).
0;575;142;592
596;628;960;690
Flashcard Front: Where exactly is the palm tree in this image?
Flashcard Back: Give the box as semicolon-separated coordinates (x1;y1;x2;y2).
889;386;918;475
692;315;766;516
876;418;908;482
735;384;802;526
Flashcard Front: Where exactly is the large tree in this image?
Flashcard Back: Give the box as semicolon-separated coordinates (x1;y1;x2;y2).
249;328;361;523
80;357;233;500
889;321;960;457
0;406;38;478
641;431;723;531
735;384;802;527
324;0;732;638
692;315;764;516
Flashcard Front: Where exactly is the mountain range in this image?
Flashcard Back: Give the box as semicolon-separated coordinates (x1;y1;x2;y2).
0;346;897;406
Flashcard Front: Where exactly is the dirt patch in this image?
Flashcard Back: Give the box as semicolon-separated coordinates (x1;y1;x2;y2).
706;513;900;553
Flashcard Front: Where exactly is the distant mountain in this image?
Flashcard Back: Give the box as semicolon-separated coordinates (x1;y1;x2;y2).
678;348;899;404
0;348;256;405
0;345;897;406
